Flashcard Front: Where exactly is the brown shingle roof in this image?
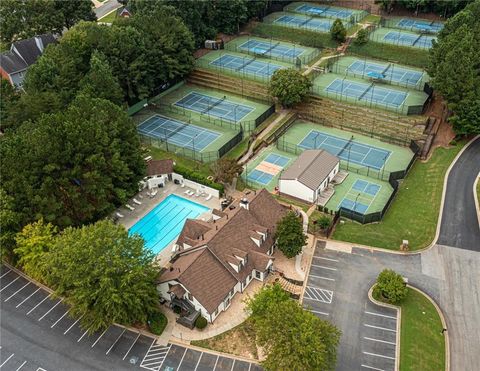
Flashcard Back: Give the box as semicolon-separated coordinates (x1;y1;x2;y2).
280;150;339;190
146;159;174;176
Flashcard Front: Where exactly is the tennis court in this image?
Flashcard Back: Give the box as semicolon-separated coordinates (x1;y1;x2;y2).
239;39;305;59
174;92;254;122
338;179;382;214
273;14;335;32
346;60;424;87
247;169;274;185
298;130;391;170
245;149;293;189
295;3;355;20
396;18;443;33
264;153;290;167
325;78;408;108
137;114;220;151
210;54;283;77
383;30;436;49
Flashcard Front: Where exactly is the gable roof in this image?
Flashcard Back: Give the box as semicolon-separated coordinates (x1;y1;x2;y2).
146;159;174;176
0;51;28;74
280;149;339;190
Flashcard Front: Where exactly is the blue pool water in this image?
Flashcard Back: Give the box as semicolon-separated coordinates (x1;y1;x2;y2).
129;194;209;254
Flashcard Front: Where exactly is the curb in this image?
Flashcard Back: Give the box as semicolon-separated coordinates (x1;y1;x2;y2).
473;175;480;229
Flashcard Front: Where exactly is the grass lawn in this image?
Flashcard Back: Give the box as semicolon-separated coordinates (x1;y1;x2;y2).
191;320;258;359
333;142;465;250
362;14;382;25
147;146;211;178
347;24;363;36
98;10;117;23
273;194;310;213
399;288;445;371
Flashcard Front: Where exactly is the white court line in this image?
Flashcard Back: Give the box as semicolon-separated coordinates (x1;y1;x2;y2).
0;353;14;367
106;328;126;354
309;274;335;281
4;282;30;301
0;276;19;292
364;336;396;345
365;311;397;320
27;294;51;315
194;352;203;371
308;309;329;316
0;269;11;278
51;310;69;328
64;315;84;335
177;348;187;370
213;355;220;371
311;264;337;271
364;324;397;332
91;328;109;348
38;299;63;321
363;351;395;360
16;288;40;308
123;332;140;360
313;256;339;262
361;364;385;371
15;361;27;371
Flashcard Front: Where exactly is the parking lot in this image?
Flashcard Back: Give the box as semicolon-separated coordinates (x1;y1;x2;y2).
0;265;262;371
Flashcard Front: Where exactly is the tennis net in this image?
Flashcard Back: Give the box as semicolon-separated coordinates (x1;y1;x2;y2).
381;63;391;74
263;41;281;55
235;57;256;71
300;16;313;27
160;122;188;140
202;96;226;114
358;83;374;100
412;34;423;46
337;136;354;157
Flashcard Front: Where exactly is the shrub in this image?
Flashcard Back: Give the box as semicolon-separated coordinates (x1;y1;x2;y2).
148;311;168;335
173;164;224;194
317;215;331;230
195;316;208;329
330;19;347;42
269;69;312;108
354;28;369;45
375;269;408;304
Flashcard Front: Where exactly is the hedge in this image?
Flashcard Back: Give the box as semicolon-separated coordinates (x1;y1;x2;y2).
195;316;208;330
148;311;168;335
174;164;224;195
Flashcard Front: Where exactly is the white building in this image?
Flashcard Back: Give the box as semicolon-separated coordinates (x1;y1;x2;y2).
279;149;340;203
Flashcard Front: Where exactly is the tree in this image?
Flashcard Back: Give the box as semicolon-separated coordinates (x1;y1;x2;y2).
0;189;23;261
42;220;159;332
374;269;408;304
0;79;20;132
246;285;341;371
330;19;347;42
269;69;312;108
54;0;96;29
14;220;57;282
275;211;307;258
354;28;369;45
428;1;480;135
0;95;145;230
210;158;243;184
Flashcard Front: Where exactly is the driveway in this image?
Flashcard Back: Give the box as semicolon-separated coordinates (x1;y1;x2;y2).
95;0;120;19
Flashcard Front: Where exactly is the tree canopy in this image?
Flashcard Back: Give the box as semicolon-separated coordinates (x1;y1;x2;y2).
269;69;312;108
211;158;243;184
42;220;159;332
375;0;470;16
428;0;480;135
275;211;307;258
330;19;347;42
374;269;408;304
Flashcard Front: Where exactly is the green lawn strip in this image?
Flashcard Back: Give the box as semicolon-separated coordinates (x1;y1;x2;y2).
147;146;211;178
333;142;465;250
476;177;480;206
362;14;382;25
98;10;117;23
273;194;310;213
347;24;363;37
399;288;445;371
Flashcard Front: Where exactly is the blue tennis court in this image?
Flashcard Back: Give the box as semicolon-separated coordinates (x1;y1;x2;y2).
383;31;436;49
338;179;382;214
264;153;290;167
247;169;274;185
239;40;305;59
274;14;334;32
346;60;424;87
174;92;254;122
137;114;220;151
325;78;408;108
339;197;369;214
298;130;391;170
397;18;443;33
352;179;381;196
210;54;283;77
296;4;355;20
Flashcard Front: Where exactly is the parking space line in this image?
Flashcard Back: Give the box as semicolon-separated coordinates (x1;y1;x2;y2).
4;282;30;302
309;274;335;281
304;287;333;304
194;352;203;371
363;351;395;360
177;347;187;369
248;363;252;371
364;336;396;345
51;310;69;328
0;276;19;292
91;328;109;348
361;364;385;370
27;294;51;315
38;299;63;321
64;315;84;335
213;355;219;370
15;361;27;370
77;328;90;342
364;324;397;332
365;311;397;320
313;256;339;262
106;328;126;355
16;288;40;308
122;332;140;360
0;269;11;278
0;353;14;367
308;309;329;316
311;264;337;271
231;359;235;370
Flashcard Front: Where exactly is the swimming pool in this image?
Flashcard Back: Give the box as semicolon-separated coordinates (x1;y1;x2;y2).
129;194;209;254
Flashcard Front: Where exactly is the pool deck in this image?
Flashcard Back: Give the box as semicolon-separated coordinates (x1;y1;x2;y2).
117;182;221;266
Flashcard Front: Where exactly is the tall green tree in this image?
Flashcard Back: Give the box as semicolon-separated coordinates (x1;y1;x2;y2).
210;158;243;184
374;269;408;304
428;1;480;135
275;211;307;258
0;95;145;229
269;69;312;108
42;220;159;332
0;189;23;261
14;220;57;282
330;19;347;42
0;79;20;132
54;0;96;29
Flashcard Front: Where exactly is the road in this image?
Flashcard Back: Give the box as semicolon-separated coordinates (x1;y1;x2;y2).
94;0;120;19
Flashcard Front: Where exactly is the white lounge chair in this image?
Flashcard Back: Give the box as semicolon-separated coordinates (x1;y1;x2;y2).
149;189;158;198
125;204;135;211
180;183;185;188
133;198;142;205
116;212;124;218
205;194;212;201
186;190;194;196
